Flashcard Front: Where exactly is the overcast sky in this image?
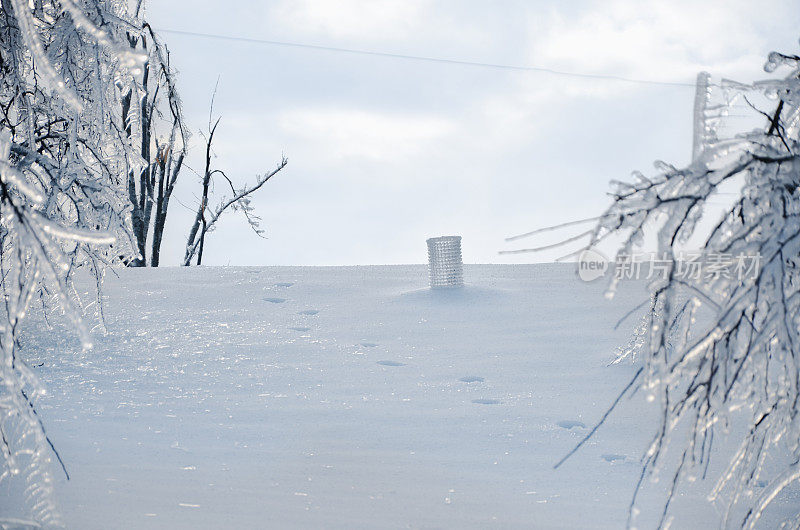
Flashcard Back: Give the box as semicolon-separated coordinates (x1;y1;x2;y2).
144;0;800;266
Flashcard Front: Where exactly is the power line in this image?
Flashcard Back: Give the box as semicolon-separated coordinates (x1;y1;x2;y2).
156;28;697;89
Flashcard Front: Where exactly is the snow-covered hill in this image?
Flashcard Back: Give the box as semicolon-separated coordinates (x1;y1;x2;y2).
5;264;780;528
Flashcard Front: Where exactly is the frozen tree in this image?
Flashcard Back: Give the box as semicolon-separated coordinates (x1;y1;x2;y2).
0;0;145;525
121;18;187;267
183;90;287;266
547;48;800;527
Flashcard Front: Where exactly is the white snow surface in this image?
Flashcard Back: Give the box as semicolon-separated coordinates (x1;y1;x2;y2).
5;265;796;528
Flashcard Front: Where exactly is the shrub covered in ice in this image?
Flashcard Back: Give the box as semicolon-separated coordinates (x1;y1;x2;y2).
591;48;800;527
0;1;147;525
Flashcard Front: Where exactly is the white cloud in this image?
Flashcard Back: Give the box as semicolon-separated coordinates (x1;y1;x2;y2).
527;0;795;83
266;0;507;58
277;107;453;161
269;0;429;42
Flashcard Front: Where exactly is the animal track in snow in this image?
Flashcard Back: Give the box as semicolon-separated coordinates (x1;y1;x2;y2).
472;399;501;405
263;297;287;304
360;342;379;348
298;309;319;315
376;360;405;367
557;420;586;430
275;282;294;287
459;376;484;383
289;326;311;332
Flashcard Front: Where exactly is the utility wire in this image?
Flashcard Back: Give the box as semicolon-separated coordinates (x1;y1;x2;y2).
156;28;698;89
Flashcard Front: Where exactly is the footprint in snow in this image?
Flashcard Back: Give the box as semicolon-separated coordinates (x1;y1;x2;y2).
289;326;311;332
275;282;294;288
602;453;626;463
360;342;379;348
472;399;501;405
264;297;287;304
299;309;319;315
376;360;405;367
557;420;586;430
459;376;484;383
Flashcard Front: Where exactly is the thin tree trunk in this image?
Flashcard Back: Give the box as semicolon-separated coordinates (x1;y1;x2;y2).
122;87;146;267
150;153;166;267
197;214;206;265
151;151;183;266
184;118;218;266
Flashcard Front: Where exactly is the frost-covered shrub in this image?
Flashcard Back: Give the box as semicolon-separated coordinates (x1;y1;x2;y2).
0;0;147;525
593;49;800;527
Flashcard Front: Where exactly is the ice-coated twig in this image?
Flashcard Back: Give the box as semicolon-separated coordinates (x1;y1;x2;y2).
505;216;605;242
183;97;287;266
554;367;643;469
499;229;593;255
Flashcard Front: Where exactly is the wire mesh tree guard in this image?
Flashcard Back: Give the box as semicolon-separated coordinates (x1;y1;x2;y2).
426;236;464;288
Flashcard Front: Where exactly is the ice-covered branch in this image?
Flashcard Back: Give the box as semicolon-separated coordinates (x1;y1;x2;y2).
183;155;288;266
0;0;145;524
582;51;800;527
